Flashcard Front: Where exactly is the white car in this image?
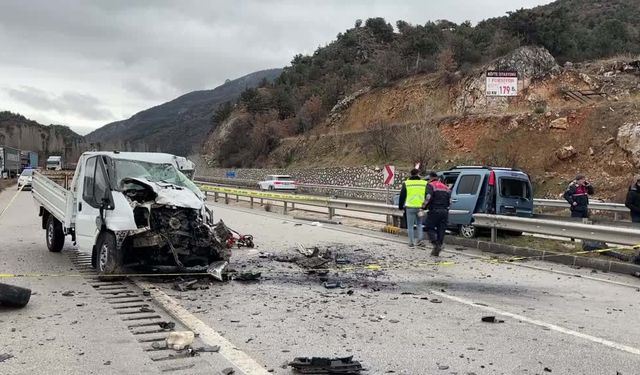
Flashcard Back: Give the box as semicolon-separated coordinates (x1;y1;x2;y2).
17;168;34;190
258;175;297;191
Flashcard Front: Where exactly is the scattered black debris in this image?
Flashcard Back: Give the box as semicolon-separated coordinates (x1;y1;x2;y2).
76;303;85;307
104;361;111;365
193;344;220;353
0;353;14;363
142;290;151;296
544;367;552;372
323;281;343;289
158;322;176;330
140;306;154;313
289;356;363;374
438;365;449;370
420;297;429;300
335;258;350;265
481;316;505;323
173;279;202;292
430;299;442;304
400;292;415;295
232;271;261;281
61;290;74;297
222;367;235;375
389;319;400;324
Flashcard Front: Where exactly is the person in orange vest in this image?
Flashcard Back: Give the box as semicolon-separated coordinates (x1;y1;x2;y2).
398;169;428;247
424;172;451;256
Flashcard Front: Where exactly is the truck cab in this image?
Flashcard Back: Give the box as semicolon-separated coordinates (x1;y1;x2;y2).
46;156;63;170
440;166;533;238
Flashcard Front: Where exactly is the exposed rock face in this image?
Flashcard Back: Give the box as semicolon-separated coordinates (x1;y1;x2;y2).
556;145;576;160
617;122;640;167
455;46;560;114
0;112;87;165
550;117;569;130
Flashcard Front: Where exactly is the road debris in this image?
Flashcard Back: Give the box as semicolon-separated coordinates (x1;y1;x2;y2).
158;321;176;330
430;299;442;304
289;356;363;374
297;243;320;257
231;271;261;281
0;283;31;307
166;331;195;350
173;279;199;291
0;353;14;363
207;261;229;281
61;290;74;297
323;281;343;289
481;316;505;323
222;368;235;375
193;344;221;353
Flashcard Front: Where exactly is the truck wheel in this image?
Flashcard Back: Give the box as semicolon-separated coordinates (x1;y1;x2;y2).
268;185;275;191
46;215;65;252
0;283;31;307
96;232;123;277
459;224;477;239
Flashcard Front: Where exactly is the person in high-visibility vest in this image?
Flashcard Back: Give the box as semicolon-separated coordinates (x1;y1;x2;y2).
398;169;428;247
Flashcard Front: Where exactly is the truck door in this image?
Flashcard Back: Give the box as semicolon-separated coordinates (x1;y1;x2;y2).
75;156;114;252
449;172;483;226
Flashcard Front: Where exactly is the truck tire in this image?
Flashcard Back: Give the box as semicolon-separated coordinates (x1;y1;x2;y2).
96;232;123;277
46;215;65;252
0;283;31;307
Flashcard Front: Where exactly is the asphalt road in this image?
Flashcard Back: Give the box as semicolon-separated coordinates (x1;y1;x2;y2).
1;187;640;374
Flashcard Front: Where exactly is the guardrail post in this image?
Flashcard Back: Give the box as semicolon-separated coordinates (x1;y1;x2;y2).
328;207;335;220
250;197;254;209
291;202;295;211
224;193;229;204
260;198;263;206
614;212;619;221
490;226;497;242
284;202;288;215
236;194;239;203
214;192;218;202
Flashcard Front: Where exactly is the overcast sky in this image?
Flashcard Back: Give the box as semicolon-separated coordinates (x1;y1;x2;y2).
0;0;553;134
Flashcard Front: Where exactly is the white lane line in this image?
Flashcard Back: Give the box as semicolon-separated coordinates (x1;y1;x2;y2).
209;203;640;290
430;290;640;356
134;280;270;375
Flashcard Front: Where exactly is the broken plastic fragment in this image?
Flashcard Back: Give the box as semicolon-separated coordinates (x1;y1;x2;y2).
207;261;229;281
166;331;195;350
365;264;382;271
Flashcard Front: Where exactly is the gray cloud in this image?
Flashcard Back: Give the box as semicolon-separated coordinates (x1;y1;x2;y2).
7;86;114;120
0;0;553;130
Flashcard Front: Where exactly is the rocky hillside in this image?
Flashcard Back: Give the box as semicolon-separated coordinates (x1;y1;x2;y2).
0;111;87;164
86;68;282;156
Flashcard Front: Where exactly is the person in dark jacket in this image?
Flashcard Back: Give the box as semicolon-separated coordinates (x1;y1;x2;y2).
625;176;640;223
423;172;451;256
398;169;428;247
563;174;594;218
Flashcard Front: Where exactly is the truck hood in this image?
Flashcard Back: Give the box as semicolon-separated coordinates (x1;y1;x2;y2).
122;177;204;209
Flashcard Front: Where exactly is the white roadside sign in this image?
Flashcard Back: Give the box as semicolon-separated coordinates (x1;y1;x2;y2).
486;71;518;97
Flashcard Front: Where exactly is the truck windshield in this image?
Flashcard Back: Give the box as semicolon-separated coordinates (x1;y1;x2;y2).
500;178;531;200
113;159;200;195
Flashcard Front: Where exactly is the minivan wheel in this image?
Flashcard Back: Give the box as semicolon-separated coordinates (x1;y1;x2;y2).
96;232;123;277
459;224;477;239
46;215;65;252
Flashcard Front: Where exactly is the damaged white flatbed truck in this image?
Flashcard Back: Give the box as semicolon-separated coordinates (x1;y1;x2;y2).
32;151;232;276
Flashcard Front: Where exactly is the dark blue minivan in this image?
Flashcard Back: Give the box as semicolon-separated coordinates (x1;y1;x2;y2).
439;166;534;238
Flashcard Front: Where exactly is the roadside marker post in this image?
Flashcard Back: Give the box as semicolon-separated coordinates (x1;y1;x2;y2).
383;165;395;224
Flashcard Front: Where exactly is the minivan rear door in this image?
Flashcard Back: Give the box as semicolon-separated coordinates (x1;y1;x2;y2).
449;172;484;225
495;173;533;217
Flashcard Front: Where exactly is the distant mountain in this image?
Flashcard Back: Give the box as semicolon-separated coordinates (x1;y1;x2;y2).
86;68;283;156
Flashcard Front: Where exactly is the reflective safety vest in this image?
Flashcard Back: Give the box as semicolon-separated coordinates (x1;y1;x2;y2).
404;179;428;208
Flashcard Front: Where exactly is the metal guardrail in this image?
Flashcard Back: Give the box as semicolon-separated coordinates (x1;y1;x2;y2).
473;214;640;246
197;179;629;218
199;181;638;246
